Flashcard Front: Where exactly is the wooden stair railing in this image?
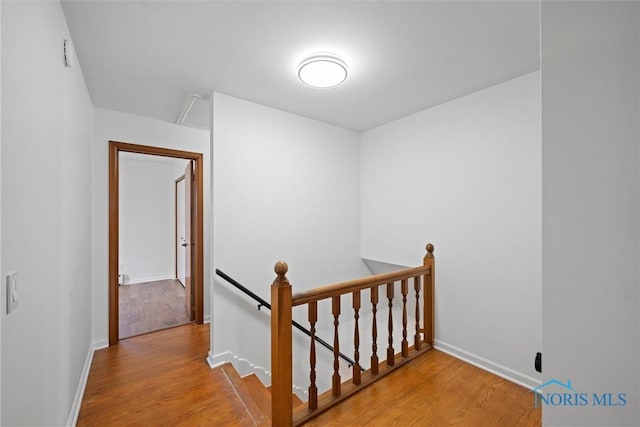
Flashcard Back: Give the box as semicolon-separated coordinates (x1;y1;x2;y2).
216;268;360;370
271;244;435;427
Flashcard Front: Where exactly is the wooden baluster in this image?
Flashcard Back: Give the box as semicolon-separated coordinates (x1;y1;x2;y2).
414;276;422;350
308;301;318;410
332;295;341;396
370;286;379;375
271;261;293;427
352;290;361;385
424;243;435;347
401;279;409;357
386;282;395;366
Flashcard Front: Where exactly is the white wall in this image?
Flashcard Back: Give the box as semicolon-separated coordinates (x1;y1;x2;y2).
1;1;93;425
360;72;542;388
93;108;210;343
211;93;367;391
0;0;4;420
541;2;640;425
119;155;186;284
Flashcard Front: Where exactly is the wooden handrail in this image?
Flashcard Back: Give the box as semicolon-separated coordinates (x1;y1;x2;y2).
292;264;431;306
271;243;435;427
215;268;361;369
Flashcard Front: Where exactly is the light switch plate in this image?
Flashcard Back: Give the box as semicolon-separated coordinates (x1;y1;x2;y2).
6;271;18;314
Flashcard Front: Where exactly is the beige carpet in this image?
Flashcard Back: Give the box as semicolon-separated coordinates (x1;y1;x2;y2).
119;279;192;339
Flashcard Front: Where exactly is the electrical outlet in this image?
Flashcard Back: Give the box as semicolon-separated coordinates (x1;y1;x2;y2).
6;271;18;314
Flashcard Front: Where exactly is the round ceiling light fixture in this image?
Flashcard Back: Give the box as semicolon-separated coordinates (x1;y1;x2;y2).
297;53;348;88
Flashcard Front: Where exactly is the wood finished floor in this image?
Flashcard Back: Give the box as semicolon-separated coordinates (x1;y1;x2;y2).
78;324;259;426
119;279;191;339
303;350;541;426
78;323;541;426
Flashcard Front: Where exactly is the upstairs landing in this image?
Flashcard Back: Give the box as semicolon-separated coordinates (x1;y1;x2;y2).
78;324;540;426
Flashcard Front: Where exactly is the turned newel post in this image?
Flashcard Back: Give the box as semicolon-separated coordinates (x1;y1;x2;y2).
423;244;435;347
271;261;293;427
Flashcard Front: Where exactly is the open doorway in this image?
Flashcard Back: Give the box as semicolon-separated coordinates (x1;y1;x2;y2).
109;141;204;345
117;152;192;338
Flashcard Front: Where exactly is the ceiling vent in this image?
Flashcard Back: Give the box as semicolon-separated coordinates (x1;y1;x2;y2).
176;94;210;130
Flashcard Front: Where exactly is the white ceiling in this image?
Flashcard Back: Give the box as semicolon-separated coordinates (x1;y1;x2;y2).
61;1;540;132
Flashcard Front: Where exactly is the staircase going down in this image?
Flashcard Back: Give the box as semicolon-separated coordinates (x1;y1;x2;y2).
214;246;537;426
217;363;303;426
212;349;540;427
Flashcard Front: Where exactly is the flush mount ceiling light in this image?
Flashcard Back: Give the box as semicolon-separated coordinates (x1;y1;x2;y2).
297;53;348;88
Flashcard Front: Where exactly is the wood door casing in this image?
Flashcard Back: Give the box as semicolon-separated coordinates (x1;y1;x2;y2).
109;141;204;346
184;161;194;321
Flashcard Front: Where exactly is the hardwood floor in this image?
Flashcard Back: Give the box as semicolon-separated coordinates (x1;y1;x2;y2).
303;350;541;426
119;279;191;339
78;324;540;426
78;324;259;426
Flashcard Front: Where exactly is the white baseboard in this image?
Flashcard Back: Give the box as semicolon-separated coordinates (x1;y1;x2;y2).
125;275;174;285
67;340;107;426
208;351;270;385
92;339;108;351
203;315;210;324
434;339;541;390
208;350;232;369
207;350;305;398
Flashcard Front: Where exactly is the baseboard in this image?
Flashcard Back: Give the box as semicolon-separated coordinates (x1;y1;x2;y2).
125;275;174;285
434;339;541;390
203;315;210;324
91;339;108;351
67;339;107;426
207;351;270;384
208;350;232;369
207;350;305;398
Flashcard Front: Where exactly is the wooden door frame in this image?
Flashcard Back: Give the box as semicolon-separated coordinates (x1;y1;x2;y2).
174;174;186;285
109;140;204;345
